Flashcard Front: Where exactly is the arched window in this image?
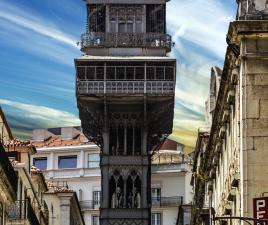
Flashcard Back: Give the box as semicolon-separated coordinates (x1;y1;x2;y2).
0;202;3;225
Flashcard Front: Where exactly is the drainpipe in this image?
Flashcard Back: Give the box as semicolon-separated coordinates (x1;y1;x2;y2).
239;44;244;222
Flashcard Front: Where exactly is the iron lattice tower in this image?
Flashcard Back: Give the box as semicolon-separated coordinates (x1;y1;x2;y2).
75;1;176;224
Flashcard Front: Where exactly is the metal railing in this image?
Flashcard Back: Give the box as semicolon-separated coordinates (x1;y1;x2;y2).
8;200;40;225
0;143;18;194
79;197;182;210
151;196;183;208
77;81;175;95
79;200;100;210
81;32;172;51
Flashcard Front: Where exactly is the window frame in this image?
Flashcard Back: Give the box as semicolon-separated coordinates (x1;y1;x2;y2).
93;191;101;208
151;213;161;225
88;154;100;168
151;188;161;202
58;155;77;169
92;215;100;225
33;157;48;170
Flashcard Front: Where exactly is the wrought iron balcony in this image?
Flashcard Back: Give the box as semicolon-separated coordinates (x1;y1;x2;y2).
151;196;183;208
8;200;40;225
77;80;175;95
0;143;18;194
79;200;100;210
81;32;172;51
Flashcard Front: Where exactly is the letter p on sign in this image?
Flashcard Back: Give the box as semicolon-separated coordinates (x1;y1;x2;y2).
254;197;268;225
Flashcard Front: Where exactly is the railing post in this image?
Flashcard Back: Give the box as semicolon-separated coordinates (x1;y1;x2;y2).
144;62;147;94
104;63;107;94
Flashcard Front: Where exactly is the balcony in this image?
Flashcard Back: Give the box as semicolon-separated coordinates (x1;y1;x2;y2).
79;200;100;211
81;32;172;52
77;80;175;96
8;200;40;225
0;143;18;194
151;196;183;208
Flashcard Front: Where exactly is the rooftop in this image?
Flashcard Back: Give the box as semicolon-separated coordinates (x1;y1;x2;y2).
32;127;94;148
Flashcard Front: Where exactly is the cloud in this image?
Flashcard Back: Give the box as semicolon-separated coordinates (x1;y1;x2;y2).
0;99;80;137
167;0;234;58
0;1;78;48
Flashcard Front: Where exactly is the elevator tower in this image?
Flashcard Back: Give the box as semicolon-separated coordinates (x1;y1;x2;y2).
75;1;176;224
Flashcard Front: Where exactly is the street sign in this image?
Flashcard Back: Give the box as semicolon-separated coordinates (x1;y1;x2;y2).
253;197;268;225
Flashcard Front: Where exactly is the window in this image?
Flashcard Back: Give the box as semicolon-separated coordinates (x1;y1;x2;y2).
93;191;101;208
152;188;161;201
0;202;3;225
58;155;77;169
33;157;47;170
92;216;100;225
88;154;100;168
109;6;143;33
78;189;83;201
151;213;161;225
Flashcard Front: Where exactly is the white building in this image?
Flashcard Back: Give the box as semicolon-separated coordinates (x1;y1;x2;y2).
31;127;193;225
151;139;193;225
31;127;101;225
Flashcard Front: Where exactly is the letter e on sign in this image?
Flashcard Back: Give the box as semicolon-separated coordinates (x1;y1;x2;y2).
253;197;268;225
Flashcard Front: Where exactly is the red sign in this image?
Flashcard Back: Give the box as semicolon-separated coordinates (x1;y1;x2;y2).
253;197;268;225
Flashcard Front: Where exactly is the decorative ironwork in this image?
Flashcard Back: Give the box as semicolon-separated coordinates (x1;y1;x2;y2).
81;32;172;51
107;219;143;225
77;81;174;95
8;200;40;225
151;196;183;208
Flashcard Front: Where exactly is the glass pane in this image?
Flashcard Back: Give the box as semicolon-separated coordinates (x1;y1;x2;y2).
88;154;100;168
77;67;86;80
156;67;164;80
135;67;144;80
146;67;155;80
89;154;100;161
126;67;134;79
96;67;104;80
118;23;125;33
127;23;133;33
135;22;142;33
116;67;125;79
165;67;174;80
58;156;77;169
34;158;47;170
86;67;95;80
110;22;116;33
107;67;115;80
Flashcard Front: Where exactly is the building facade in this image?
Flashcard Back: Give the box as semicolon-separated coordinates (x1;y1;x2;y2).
151;139;192;225
0;142;17;225
32;128;192;225
31;127;101;225
0;107;17;225
4;139;49;225
75;1;176;225
191;1;268;224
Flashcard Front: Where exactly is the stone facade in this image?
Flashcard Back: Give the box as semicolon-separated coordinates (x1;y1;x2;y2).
191;1;268;224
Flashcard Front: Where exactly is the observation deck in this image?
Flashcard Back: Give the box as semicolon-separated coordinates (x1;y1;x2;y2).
81;32;172;53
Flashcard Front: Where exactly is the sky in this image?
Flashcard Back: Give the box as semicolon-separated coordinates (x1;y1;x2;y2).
0;0;236;151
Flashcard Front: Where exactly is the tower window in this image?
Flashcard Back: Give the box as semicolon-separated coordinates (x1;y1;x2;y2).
109;5;143;33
